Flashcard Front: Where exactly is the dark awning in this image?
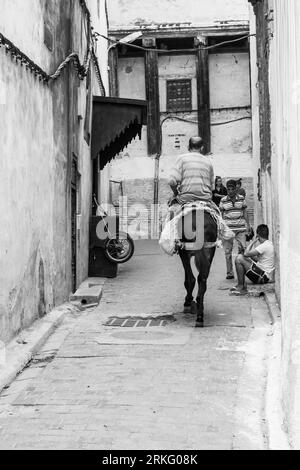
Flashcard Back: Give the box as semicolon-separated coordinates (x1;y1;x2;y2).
92;96;148;170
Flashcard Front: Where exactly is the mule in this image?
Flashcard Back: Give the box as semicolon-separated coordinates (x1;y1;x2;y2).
178;210;218;327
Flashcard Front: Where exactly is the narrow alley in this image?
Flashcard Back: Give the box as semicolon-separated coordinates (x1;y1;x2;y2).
2;0;300;453
0;242;272;450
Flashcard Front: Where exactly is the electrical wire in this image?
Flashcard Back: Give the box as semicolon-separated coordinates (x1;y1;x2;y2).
203;34;256;50
95;32;255;53
212;116;251;126
160;114;251;127
0;0;106;94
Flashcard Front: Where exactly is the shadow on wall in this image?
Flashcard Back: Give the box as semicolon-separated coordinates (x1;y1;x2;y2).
38;258;46;319
1;252;51;344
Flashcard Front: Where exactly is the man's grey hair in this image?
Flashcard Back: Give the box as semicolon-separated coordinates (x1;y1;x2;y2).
189;136;204;151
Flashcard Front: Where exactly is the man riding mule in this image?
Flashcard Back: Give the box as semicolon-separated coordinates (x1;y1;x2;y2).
160;137;230;327
168;137;214;214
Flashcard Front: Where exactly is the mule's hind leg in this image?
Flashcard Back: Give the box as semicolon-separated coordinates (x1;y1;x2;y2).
195;248;216;327
179;251;195;311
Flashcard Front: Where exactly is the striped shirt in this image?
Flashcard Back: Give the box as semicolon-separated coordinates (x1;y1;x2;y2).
219;194;247;232
168;152;214;205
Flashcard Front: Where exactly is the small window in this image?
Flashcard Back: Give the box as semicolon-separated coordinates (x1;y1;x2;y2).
167;79;192;113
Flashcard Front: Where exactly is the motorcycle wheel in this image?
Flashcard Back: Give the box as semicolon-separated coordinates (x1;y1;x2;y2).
104;232;135;264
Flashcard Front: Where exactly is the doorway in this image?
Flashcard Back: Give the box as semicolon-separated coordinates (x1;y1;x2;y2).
71;154;79;293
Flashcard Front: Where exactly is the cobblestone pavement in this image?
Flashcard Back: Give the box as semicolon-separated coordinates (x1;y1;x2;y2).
0;241;272;450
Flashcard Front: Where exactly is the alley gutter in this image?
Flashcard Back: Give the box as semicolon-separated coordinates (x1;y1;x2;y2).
264;292;291;450
0;303;78;395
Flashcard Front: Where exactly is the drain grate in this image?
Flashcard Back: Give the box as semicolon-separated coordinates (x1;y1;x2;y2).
105;315;175;328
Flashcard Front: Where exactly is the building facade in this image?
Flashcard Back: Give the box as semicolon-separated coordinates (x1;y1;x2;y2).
0;0;109;343
249;0;300;449
107;0;254;234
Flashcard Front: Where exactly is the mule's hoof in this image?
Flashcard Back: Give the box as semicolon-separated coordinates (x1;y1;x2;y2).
184;305;191;314
195;320;204;328
190;301;197;315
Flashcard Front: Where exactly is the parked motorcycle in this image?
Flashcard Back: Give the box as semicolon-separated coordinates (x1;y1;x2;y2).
93;197;135;264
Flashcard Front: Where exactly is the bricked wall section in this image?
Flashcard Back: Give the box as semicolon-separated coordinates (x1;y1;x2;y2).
159;177;254;224
120;177;255;239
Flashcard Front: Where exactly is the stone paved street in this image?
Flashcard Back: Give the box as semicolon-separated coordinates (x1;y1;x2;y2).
0;241;272;450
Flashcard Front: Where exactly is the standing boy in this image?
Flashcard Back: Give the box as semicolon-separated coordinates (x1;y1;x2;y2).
220;180;250;280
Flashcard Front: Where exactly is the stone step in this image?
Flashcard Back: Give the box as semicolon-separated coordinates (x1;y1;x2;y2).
69;285;103;305
79;277;106;289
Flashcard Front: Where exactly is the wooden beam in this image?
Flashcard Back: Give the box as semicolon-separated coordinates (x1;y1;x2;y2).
253;0;271;169
195;36;211;154
110;26;250;41
143;37;161;156
248;0;263;10
108;46;119;97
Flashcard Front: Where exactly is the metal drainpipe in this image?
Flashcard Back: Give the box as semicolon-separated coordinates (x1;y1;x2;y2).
153;156;160;238
153;116;172;236
154;116;176;208
153;120;163;237
154;154;160;206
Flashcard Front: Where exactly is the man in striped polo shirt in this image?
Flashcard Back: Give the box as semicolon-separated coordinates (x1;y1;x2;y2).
220;180;251;280
168;137;214;207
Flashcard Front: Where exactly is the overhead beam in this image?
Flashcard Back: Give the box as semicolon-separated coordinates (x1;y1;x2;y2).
143;37;161;156
108;44;119;97
195;36;211;154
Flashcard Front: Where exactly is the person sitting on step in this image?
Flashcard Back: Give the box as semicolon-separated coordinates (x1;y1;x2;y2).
230;224;275;296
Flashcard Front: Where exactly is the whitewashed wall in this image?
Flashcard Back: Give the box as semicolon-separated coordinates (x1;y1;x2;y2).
268;0;300;449
108;0;249;28
0;0;108;342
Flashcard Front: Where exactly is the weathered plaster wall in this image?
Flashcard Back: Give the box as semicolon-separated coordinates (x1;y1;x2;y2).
209;52;252;153
118;57;146;100
0;53;56;341
210;53;250;108
108;0;250;28
0;0;53;70
0;0;108;343
249;8;263;229
95;0;111;207
158;55;197;112
74;0;109;286
0;0;68;343
268;0;300;448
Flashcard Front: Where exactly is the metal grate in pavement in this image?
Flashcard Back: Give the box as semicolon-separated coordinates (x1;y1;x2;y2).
105;315;175;328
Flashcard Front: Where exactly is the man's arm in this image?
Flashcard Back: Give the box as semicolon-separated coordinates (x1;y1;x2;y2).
219;199;225;219
243;208;251;233
210;164;215;190
244;248;260;261
245;239;257;252
168;157;182;194
170;184;179;197
244;238;260;260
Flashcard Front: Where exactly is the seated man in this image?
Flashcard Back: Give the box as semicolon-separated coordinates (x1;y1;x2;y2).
230;224;275;295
